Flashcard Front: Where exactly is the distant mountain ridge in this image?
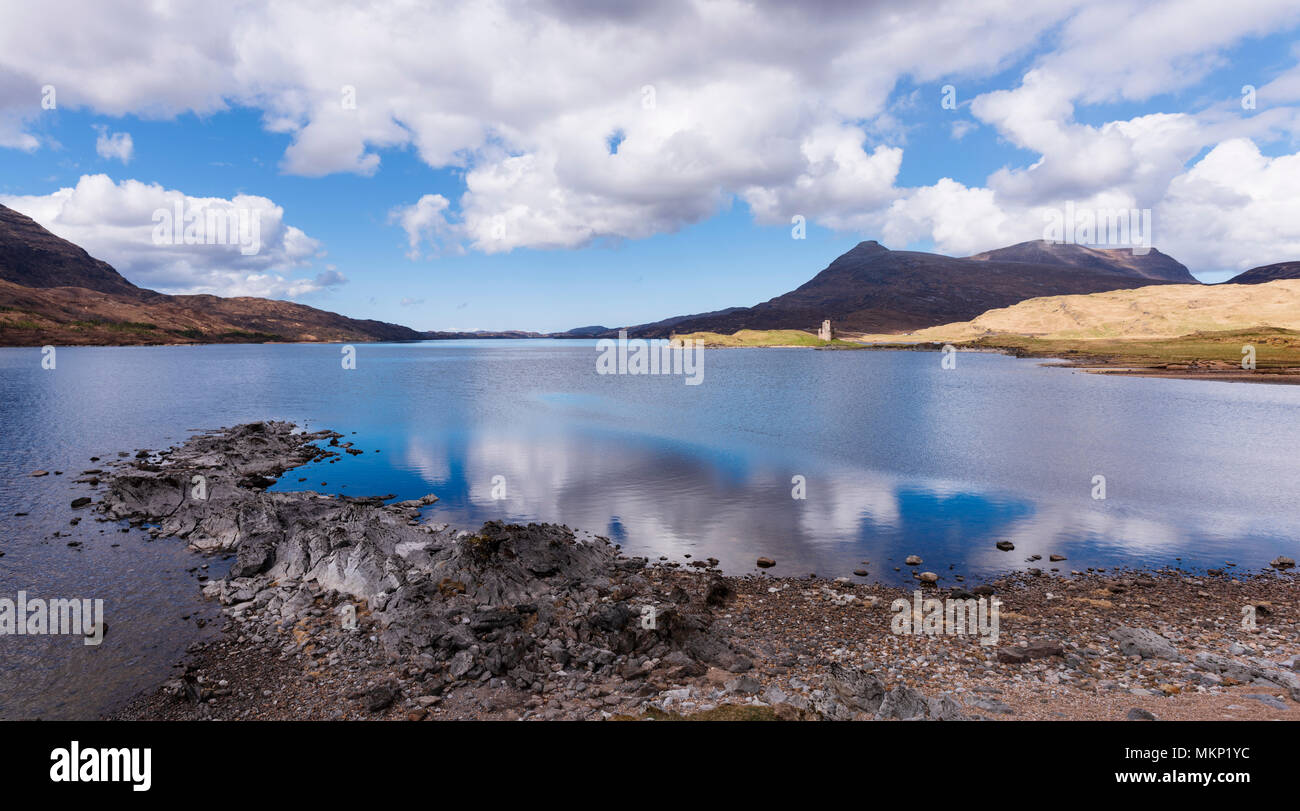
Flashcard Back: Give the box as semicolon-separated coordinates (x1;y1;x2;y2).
617;239;1199;338
968;240;1196;283
0;203;423;346
8;201;1295;348
1225;261;1300;284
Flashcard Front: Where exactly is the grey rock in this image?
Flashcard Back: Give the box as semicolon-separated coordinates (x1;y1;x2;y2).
761;684;788;706
1109;627;1183;661
725;674;762;694
1194;652;1300;700
448;650;475;678
875;686;929;720
828;663;886;713
810;690;856;721
998;640;1064;664
964;696;1014;715
927;692;969;721
1243;693;1288;711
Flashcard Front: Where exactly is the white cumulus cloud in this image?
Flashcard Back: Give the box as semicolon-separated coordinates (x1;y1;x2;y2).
93;126;133;163
0;174;334;298
2;0;1300;274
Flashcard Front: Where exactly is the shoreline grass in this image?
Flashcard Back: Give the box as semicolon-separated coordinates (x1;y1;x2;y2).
671;329;863;348
952;327;1300;369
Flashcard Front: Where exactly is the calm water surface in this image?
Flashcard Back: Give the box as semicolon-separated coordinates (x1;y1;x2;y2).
2;339;1298;718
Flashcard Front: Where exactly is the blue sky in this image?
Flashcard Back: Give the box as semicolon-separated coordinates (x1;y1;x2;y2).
2;1;1300;332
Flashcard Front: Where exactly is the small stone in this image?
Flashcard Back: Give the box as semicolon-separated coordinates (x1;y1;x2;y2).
756;557;776;568
724;674;762;694
364;684;400;712
997;640;1063;664
965;696;1014;715
904;555;922;566
995;541;1014;551
917;571;938;584
1126;708;1157;721
1271;556;1295;569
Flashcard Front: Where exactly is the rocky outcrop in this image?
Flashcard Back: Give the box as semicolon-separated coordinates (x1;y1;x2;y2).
1192;652;1300;700
98;422;745;694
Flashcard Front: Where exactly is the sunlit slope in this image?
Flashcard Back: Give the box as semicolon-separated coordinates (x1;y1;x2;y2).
864;280;1300;342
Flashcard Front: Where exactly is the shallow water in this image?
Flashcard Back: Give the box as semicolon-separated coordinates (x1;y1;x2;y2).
1;339;1298;717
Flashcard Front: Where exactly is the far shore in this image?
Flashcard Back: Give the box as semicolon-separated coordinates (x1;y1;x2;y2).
673;328;1300;385
9;326;1300;384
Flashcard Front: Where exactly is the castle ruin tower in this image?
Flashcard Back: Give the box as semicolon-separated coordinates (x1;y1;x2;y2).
818;319;834;341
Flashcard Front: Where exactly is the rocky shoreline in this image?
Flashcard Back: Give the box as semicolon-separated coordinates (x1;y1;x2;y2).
97;422;1300;721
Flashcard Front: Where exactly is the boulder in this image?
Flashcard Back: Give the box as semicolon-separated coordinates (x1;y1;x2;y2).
875;686;929;720
827;663;885;713
997;640;1064;664
1109;627;1183;661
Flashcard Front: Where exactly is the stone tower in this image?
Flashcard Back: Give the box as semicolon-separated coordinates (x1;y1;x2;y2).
817;319;834;341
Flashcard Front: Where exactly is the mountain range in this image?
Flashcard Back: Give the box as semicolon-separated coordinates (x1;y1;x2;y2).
613;239;1200;338
1;200;1294;346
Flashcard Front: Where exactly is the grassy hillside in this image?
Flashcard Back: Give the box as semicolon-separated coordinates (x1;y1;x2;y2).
869;279;1300;343
0;279;421;346
844;280;1300;377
